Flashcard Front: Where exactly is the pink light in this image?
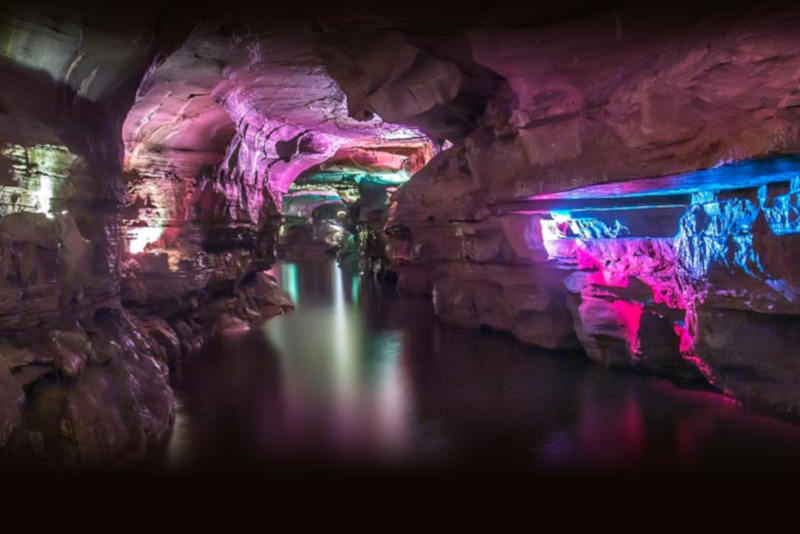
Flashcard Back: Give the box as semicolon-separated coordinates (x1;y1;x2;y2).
682;354;713;378
538;212;707;365
673;321;696;354
586;269;629;288
612;300;644;356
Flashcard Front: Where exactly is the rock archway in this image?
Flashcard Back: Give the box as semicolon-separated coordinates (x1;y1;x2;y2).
4;0;800;468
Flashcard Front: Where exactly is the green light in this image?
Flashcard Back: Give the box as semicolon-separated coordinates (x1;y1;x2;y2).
351;275;360;309
0;143;72;216
282;262;299;304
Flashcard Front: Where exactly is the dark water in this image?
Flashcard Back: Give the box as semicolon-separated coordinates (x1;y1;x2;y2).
166;259;800;475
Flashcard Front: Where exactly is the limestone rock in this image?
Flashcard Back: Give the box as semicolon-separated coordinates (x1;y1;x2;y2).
0;357;24;448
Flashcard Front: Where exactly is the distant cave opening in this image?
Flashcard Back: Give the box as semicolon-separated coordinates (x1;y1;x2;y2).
276;140;435;278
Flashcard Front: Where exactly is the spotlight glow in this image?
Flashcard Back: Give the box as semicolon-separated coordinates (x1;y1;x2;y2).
128;227;164;254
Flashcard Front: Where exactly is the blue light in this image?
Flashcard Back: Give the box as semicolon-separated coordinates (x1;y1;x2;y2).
532;156;800;200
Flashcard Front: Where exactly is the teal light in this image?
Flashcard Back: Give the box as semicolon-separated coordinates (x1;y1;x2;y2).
297;171;411;186
351;275;360;309
282;262;299;304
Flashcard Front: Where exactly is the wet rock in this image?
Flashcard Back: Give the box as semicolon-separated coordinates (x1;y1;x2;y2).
566;291;698;378
176;272;294;347
0;311;175;469
57;310;174;468
121;271;296;369
0;357;24;448
694;307;800;417
64;357;172;468
0;210;120;333
4;0;800;455
278;224;340;260
120;251;212;311
395;265;433;296
23;378;71;468
0;324;91;383
127;314;181;368
391;145;483;226
48;329;90;378
431;265;579;350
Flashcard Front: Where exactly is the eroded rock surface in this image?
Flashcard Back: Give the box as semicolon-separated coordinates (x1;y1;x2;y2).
0;311;172;470
368;4;800;416
4;0;800;467
0;5;295;469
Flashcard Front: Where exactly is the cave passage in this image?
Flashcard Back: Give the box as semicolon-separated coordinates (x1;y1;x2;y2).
164;259;800;474
6;1;800;475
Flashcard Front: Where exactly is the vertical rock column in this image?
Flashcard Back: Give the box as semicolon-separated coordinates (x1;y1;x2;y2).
0;6;181;468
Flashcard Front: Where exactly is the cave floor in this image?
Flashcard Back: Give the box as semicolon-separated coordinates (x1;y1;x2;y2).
161;259;800;475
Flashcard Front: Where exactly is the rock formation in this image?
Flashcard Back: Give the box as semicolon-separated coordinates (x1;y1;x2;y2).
3;0;800;468
376;2;800;418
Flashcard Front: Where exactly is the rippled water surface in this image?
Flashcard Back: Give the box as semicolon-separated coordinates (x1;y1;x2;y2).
166;259;800;474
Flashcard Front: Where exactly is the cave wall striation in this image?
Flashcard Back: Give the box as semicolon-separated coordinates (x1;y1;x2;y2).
4;1;800;466
0;7;296;469
358;5;800;417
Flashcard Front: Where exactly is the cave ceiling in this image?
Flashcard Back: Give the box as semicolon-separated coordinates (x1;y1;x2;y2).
116;0;658;196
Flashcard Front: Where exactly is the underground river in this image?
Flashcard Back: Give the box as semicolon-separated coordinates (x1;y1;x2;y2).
163;260;800;474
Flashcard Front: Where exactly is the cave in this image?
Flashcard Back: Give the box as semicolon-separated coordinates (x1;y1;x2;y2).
3;0;800;475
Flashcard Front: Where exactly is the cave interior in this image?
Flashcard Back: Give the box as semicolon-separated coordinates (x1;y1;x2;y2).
3;0;800;471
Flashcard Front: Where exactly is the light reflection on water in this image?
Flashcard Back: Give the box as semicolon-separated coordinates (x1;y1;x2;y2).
167;259;800;474
261;261;412;463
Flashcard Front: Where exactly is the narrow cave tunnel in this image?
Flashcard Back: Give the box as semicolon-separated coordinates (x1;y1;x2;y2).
4;0;800;476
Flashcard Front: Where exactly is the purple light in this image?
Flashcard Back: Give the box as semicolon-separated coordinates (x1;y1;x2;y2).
533;158;800;381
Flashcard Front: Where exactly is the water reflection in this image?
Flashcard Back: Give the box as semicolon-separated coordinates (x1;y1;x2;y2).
261;261;412;464
169;259;800;474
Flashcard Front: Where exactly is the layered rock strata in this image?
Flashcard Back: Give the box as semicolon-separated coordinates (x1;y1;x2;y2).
374;4;800;416
0;7;296;469
4;0;800;466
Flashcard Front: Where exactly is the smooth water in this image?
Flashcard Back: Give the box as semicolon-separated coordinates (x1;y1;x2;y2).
165;259;800;474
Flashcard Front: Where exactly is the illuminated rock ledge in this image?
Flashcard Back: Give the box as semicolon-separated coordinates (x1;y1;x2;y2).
391;156;800;417
4;0;800;469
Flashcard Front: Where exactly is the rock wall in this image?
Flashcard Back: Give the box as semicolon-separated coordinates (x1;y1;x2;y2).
4;0;800;466
0;6;295;469
0;5;180;469
369;4;800;417
0;3;432;468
